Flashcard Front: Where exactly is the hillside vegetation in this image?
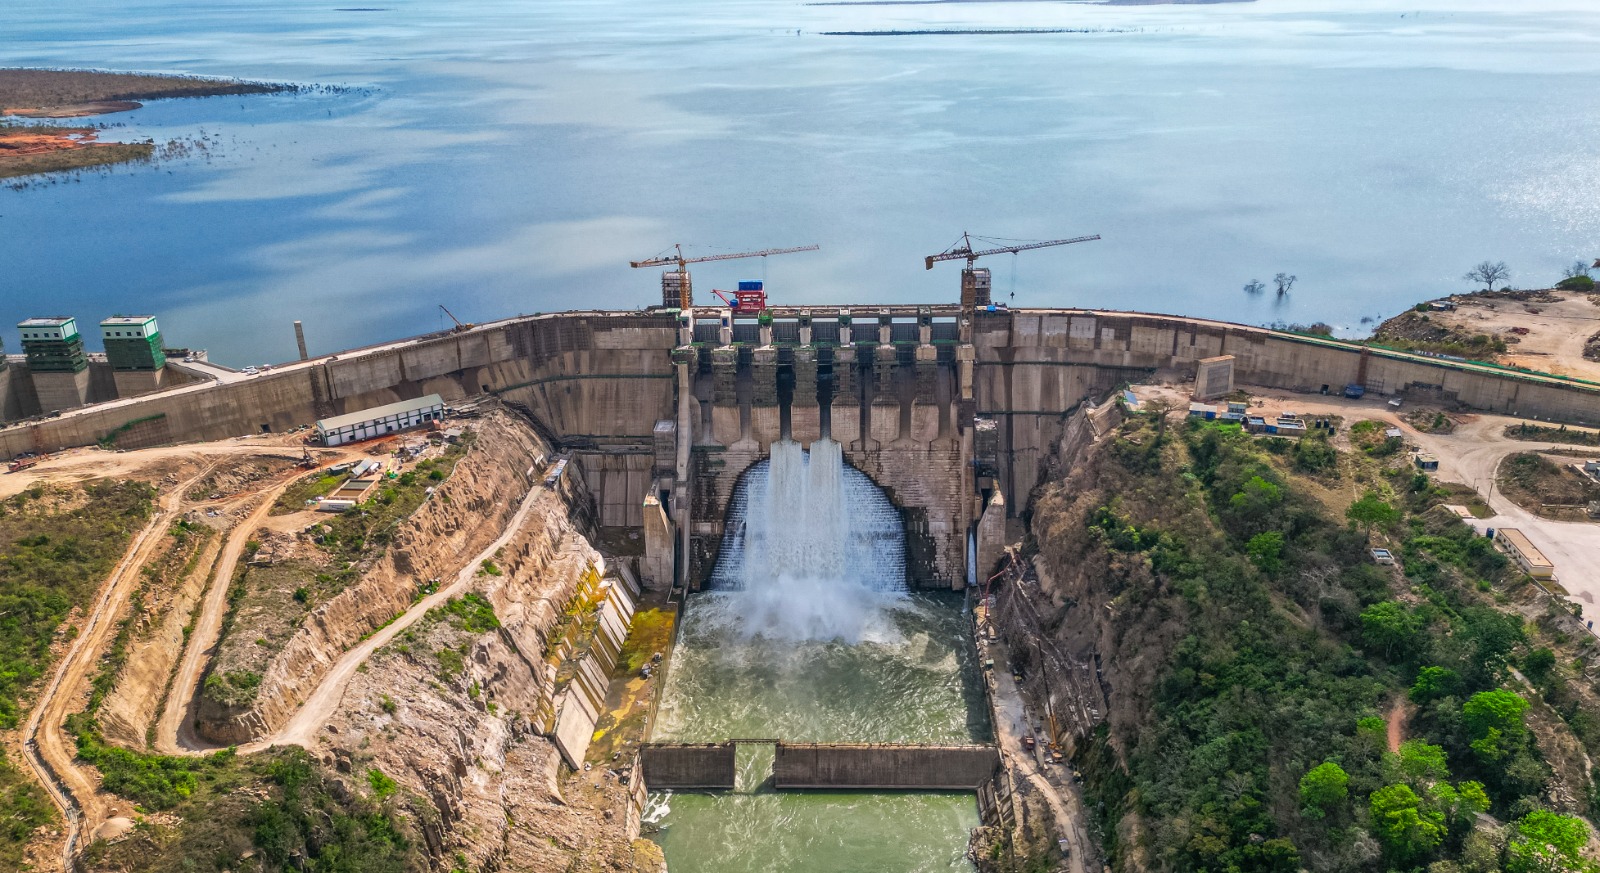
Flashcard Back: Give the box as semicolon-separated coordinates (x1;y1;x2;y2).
0;480;154;869
1030;407;1600;872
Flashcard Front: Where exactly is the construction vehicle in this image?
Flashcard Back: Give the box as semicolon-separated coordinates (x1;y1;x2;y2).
925;232;1101;311
8;455;40;472
711;281;770;314
439;305;475;333
630;244;819;310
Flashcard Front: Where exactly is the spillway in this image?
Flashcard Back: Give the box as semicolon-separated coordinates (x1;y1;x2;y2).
707;438;906;642
648;438;986;872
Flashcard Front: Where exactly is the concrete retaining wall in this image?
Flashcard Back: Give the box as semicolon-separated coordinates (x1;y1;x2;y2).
639;742;737;790
772;743;999;790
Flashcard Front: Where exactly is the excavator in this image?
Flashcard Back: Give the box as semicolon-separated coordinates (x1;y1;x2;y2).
439;305;475;333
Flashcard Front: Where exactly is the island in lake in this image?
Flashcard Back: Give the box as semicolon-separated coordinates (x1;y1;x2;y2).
0;68;289;180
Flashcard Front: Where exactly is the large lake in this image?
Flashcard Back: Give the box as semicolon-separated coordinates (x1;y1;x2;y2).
4;0;1599;366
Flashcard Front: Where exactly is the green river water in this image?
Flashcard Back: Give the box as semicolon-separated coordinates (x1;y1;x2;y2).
646;591;986;873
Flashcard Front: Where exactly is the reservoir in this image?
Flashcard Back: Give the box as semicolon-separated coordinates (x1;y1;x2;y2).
5;0;1600;363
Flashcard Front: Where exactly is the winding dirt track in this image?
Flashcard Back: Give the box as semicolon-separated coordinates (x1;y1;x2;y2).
157;474;321;754
258;480;542;751
20;460;218;870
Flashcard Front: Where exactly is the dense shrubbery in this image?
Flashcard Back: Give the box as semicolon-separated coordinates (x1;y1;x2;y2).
82;747;420;873
1061;413;1592;873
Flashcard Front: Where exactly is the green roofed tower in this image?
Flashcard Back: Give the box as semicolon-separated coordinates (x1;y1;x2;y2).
17;316;88;373
100;315;166;371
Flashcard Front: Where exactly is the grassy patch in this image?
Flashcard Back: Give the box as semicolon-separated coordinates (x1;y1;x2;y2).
0;754;53;870
1350;419;1404;457
0;479;154;729
0;139;155;180
619;608;673;673
80;745;421;873
1496;452;1600;519
315;445;467;565
1504;422;1600;448
272;471;344;514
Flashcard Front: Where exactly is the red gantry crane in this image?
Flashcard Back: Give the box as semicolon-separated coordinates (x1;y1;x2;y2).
631;244;820;311
925;232;1100;310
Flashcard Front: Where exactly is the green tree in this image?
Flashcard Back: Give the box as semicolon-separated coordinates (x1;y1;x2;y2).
1229;475;1284;530
1522;648;1556;685
1370;783;1447;861
1397;740;1450;784
1465;687;1523;735
1299;761;1349;818
1347;491;1400;530
1246;531;1285;574
1463;689;1529;763
1411;666;1460;703
1362;601;1424;661
1507;810;1597;873
1429;781;1489;832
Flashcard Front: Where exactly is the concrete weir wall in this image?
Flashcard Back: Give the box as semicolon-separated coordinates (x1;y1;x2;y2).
771;743;1000;790
639;743;737;790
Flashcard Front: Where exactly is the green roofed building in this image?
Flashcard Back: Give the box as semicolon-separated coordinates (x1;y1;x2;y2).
100;315;167;371
17;316;88;373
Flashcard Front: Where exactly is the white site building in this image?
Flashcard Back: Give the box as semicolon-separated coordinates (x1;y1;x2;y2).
315;394;445;446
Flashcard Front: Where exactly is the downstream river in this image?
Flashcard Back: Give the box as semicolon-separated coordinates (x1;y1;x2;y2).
4;0;1600;365
649;592;987;873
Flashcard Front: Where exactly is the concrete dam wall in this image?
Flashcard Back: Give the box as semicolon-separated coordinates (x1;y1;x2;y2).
8;305;1600;591
772;743;1000;790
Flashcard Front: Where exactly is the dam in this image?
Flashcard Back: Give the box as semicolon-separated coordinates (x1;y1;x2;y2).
12;290;1600;870
8;299;1600;595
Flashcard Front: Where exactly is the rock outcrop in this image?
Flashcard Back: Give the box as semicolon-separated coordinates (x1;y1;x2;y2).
196;410;548;745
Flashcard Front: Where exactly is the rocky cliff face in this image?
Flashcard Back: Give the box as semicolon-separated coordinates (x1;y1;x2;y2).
306;450;658;872
196;410;549;745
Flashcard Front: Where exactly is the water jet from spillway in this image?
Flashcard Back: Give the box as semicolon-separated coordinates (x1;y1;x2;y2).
708;437;905;643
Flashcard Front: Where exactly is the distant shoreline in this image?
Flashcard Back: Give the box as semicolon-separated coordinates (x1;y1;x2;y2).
823;27;1130;35
0;68;292;180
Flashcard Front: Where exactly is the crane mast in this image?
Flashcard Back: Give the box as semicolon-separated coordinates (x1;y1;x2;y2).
924;232;1101;311
631;244;820;310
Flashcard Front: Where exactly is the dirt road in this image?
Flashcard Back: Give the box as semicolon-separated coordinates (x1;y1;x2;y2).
981;629;1095;873
20;461;217;869
158;453;367;753
1186;387;1600;617
259;480;544;751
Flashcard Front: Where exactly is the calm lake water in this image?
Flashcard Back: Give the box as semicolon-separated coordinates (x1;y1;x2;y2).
4;0;1600;365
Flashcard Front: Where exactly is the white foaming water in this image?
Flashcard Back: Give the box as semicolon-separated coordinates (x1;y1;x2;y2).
708;438;906;642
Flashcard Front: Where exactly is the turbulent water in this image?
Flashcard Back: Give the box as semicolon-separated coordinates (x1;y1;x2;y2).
707;438;906;642
650;441;985;872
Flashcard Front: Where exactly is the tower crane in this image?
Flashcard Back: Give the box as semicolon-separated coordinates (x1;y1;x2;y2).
630;244;820;311
925;232;1101;310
